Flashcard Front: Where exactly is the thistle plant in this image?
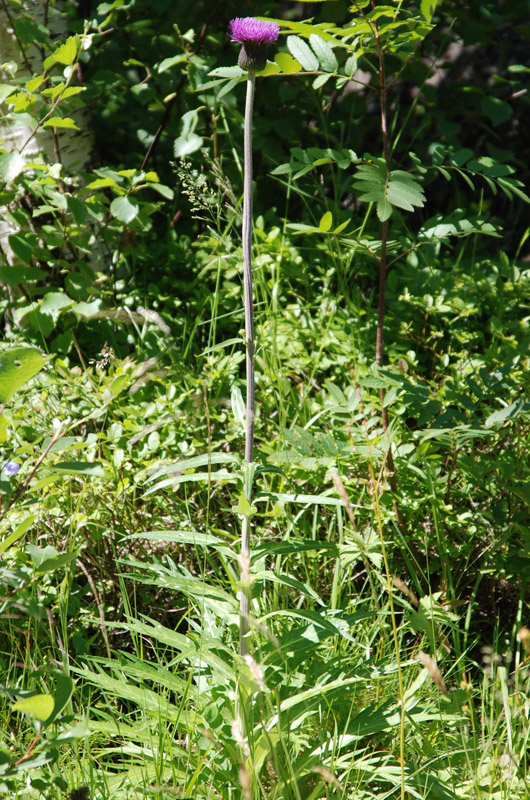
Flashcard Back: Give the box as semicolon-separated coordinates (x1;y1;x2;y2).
229;17;280;656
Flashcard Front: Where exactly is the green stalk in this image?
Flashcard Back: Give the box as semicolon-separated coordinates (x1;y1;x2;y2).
240;70;256;657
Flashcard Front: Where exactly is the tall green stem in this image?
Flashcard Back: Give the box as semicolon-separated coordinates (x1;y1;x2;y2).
239;70;256;657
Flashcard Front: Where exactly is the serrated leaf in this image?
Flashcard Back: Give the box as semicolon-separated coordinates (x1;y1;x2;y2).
377;197;393;221
319;211;332;232
287;35;319;72
42;116;79;130
344;54;358;77
0;152;25;183
313;73;332;89
12;694;54;721
110;196;138;223
309;34;338;72
386;174;425;211
208;66;245;79
50;36;78;67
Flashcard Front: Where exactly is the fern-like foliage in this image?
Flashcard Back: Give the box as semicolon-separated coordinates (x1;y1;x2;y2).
353;159;426;221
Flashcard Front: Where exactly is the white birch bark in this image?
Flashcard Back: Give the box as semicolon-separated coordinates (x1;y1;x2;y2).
0;1;93;273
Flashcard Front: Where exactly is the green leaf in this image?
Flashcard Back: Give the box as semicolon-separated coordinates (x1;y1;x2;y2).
319;211;333;232
420;0;439;21
313;73;332;89
44;675;74;727
481;96;512;126
8;232;35;263
274;52;302;74
48;462;106;477
0;152;25;183
309;34;338;72
386;171;426;212
0;515;35;555
158;54;187;73
0;346;46;404
287;36;319;72
173;108;203;157
0;84;16;103
12;694;54;721
110;196;139;223
47;36;78;67
208;66;245;79
148;182;174;199
36;550;79;574
42;116;80;130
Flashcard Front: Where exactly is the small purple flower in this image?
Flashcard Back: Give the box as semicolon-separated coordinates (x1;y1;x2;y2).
229;17;280;45
4;461;20;477
229;17;280;72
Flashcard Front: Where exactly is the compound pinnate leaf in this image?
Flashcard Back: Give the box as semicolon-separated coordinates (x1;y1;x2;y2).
287;36;319;71
309;34;338;72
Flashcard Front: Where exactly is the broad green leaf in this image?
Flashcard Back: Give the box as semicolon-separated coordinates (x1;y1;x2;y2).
208;66;244;79
40;292;73;322
0;84;16;103
110;196;138;223
47;36;78;67
44;675;74;727
0;515;35;555
12;694;54;721
313;73;332;89
36;551;79;574
287;36;319;72
309;34;338;72
48;461;105;477
25;75;43;92
158;54;187;73
0;152;25;183
146;452;240;483
174;109;203;157
8;232;35;263
147;182;174;199
420;0;439;20
481;96;513;126
174;132;202;157
42;116;80;130
319;211;333;232
274;52;302;74
0;346;46;404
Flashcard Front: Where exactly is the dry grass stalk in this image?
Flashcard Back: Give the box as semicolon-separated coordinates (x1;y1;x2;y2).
392;575;419;607
311;765;344;790
416;650;449;696
330;471;356;526
239;764;252;800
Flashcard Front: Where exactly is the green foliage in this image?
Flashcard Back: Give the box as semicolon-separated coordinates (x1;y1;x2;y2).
0;0;530;797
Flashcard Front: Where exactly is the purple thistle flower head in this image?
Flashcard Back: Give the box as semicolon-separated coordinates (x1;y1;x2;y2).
4;461;20;477
229;17;280;45
229;17;280;72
